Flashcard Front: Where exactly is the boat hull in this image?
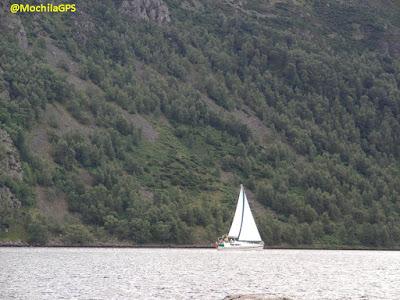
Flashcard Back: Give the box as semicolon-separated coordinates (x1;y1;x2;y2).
217;241;264;250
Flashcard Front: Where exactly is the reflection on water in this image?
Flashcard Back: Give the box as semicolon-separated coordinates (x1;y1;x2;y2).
1;248;399;299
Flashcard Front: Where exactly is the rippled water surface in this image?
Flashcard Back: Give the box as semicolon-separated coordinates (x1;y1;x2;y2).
1;248;399;299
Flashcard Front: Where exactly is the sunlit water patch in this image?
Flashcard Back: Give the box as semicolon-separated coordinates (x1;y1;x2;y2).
1;248;399;299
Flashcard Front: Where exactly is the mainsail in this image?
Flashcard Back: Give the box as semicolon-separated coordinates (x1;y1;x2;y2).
228;185;244;239
228;185;262;242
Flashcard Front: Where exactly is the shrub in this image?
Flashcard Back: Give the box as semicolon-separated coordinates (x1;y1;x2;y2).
63;224;94;246
27;220;49;246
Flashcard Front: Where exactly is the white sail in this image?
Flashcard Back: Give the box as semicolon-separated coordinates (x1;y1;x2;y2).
238;190;262;242
228;185;262;242
228;185;244;238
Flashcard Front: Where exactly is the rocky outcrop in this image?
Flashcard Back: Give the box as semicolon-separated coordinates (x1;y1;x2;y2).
0;0;28;49
0;129;23;213
71;0;170;45
120;0;171;24
0;186;21;210
0;129;23;180
0;240;28;247
71;9;95;46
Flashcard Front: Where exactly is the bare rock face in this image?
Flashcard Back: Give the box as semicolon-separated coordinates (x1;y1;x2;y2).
71;9;95;46
0;129;23;180
0;129;23;219
0;0;28;49
120;0;171;24
0;186;22;210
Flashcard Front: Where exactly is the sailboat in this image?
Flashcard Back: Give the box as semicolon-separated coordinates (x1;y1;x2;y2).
217;184;264;250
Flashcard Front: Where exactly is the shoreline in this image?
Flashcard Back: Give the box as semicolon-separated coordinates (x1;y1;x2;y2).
1;241;399;251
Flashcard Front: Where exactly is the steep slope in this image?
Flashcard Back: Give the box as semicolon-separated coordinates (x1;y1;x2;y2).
1;0;400;247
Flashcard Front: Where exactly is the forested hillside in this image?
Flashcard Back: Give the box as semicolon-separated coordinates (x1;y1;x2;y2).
1;0;400;247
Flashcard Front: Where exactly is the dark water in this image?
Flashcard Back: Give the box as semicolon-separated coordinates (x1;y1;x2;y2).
1;248;399;299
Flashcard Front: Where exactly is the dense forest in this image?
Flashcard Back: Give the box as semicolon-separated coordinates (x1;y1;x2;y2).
1;0;400;248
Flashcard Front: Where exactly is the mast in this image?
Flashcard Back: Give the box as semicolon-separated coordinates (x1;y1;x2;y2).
237;184;245;239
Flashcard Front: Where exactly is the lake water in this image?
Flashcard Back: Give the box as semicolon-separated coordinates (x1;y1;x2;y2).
1;248;399;299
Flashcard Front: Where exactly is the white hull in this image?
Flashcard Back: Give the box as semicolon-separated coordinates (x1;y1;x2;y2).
217;241;264;250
